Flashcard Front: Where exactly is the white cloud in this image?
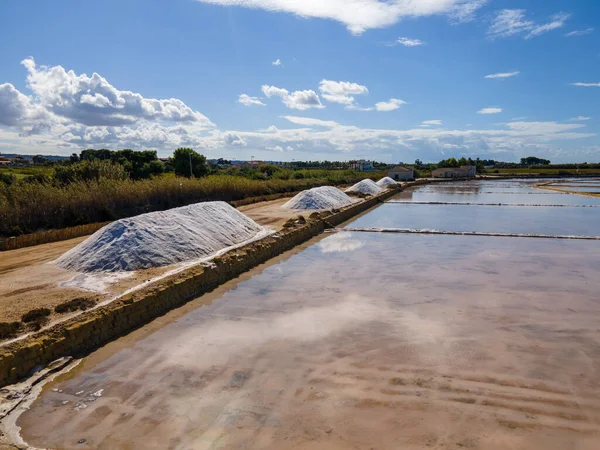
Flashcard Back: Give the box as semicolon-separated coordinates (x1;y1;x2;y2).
261;85;324;110
484;71;519;79
318;79;368;107
421;120;443;126
230;119;595;162
375;98;406;112
566;28;594;37
568;116;590;121
395;37;425;47
448;0;487;23
238;94;266;106
527;13;570;38
572;82;600;88
478;107;503;114
21;57;214;128
283;116;339;127
224;132;247;146
0;83;38;127
272;58;282;66
488;9;570;39
194;0;487;35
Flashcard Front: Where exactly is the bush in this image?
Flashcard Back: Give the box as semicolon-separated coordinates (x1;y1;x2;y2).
54;297;96;314
53;159;129;185
23;173;51;184
0;173;16;186
0;322;21;339
21;308;51;323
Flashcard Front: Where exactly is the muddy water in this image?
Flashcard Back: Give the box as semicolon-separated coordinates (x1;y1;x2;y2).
18;180;600;449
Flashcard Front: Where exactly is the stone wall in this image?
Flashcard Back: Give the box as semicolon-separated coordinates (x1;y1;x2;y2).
0;187;400;387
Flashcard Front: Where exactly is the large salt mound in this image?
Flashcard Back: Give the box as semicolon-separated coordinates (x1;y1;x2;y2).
376;177;398;188
345;179;382;196
282;186;354;210
56;202;267;273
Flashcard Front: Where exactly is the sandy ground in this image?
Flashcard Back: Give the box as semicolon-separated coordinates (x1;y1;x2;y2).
0;197;322;325
13;230;600;450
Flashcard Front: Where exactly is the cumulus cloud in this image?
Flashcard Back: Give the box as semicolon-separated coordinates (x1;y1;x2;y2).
421;120;443;126
194;0;487;34
0;83;35;126
488;9;570;39
0;57;222;151
272;58;282;66
375;98;406;112
484;71;519;79
21;57;214;128
395;37;425;47
261;85;324;110
566;28;594;37
224;132;247;146
318;80;368;107
477;107;503;114
572;82;600;88
229;118;595;162
238;94;266;106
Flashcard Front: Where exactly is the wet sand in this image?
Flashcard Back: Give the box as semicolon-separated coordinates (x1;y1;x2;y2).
17;232;600;449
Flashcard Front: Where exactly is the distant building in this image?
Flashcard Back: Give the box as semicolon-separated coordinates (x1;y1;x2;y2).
348;159;374;171
432;165;476;178
388;165;414;181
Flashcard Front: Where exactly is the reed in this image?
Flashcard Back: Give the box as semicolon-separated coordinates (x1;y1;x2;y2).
0;172;382;237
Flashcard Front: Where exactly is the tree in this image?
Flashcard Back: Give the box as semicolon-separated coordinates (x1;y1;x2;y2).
69;153;79;164
520;156;551;166
171;148;209;178
32;155;50;165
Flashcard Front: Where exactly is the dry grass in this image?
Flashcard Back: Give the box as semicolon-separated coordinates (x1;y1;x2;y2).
0;172;381;237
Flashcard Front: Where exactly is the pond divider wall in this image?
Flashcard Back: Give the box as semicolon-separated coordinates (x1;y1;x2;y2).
0;185;410;387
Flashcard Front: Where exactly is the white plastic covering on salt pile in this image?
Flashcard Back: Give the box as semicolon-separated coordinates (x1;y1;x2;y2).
56;202;268;272
345;179;383;196
376;177;398;188
282;186;354;210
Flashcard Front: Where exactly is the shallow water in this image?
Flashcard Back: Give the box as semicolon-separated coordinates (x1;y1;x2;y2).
17;179;600;450
347;203;600;236
396;191;600;205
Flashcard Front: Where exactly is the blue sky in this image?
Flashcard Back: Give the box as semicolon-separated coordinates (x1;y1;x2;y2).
0;0;598;163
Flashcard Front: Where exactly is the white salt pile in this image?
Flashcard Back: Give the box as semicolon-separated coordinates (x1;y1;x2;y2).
376;177;398;188
345;179;382;196
56;202;268;273
282;186;354;210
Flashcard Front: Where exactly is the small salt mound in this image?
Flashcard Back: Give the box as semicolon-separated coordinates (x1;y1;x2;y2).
282;186;354;210
345;179;382;196
56;202;266;273
376;177;398;188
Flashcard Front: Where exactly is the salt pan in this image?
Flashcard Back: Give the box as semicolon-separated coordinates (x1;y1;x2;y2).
345;179;382;196
56;202;266;272
282;186;354;210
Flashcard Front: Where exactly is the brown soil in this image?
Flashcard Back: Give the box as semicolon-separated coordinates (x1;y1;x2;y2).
0;198;315;329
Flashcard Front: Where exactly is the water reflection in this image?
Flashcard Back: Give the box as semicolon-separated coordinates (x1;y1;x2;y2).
318;232;364;253
17;180;600;450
